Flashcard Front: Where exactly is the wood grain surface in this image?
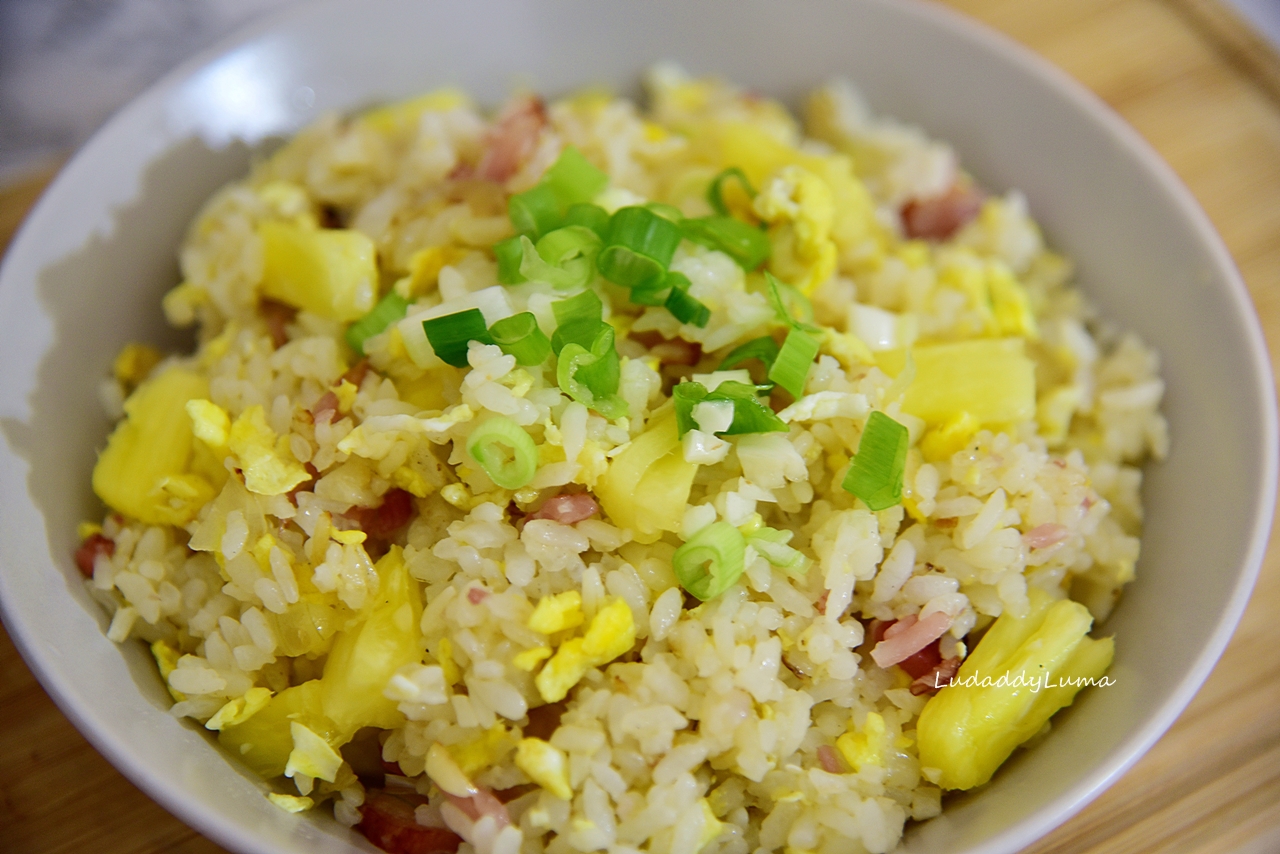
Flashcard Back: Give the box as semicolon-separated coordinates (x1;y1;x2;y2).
2;1;1279;852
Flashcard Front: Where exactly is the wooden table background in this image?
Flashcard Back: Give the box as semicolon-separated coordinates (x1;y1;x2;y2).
2;0;1279;851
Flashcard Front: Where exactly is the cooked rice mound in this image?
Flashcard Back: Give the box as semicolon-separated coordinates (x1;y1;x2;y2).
81;65;1166;854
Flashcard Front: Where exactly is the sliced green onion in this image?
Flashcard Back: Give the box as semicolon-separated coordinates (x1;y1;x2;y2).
747;527;807;576
466;416;539;489
564;203;610;238
489;312;551;365
423;308;494;368
494;235;526;284
598;206;683;289
645;202;684;223
345;291;410;354
682;216;771;270
672;381;710;436
718;336;779;374
766;272;819;332
556;323;625;419
672;380;786;438
707;167;757;217
543;146;609;205
663;271;710;327
509;183;564;239
551;289;603;326
843;410;909;511
518;226;601;291
673;521;747;601
768;327;820;398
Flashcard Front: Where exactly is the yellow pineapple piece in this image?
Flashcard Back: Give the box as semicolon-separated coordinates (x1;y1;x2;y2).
259;221;377;321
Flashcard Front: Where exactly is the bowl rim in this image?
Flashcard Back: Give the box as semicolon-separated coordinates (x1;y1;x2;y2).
0;1;1275;853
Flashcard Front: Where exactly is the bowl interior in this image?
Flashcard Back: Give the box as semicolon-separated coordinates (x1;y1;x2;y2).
0;2;1273;854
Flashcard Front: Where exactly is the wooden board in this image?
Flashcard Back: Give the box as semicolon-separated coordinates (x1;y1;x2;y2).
2;0;1279;851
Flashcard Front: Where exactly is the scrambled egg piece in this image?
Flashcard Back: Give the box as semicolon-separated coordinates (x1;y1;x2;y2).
698;799;724;849
528;591;586;634
150;640;185;702
205;687;273;731
434;636;462;685
836;711;890;772
451;724;511;777
398;245;471;297
513;647;552;671
92;366;214;525
227;405;311;496
333;379;360;413
112;342;163;388
267;793;314;813
186;399;230;448
920;411;981;462
285;721;344;783
515;737;573;799
754;165;838;295
359;88;470;135
534;598;637;703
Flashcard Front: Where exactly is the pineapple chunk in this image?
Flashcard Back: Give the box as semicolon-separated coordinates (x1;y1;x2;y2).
92;366;213;526
916;588;1115;790
595;408;696;543
258;221;377;322
879;338;1036;428
218;680;338;779
319;546;423;740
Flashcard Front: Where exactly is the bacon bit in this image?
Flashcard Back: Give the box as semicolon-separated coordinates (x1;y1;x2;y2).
74;533;114;577
648;338;702;366
287;463;320;506
1024;522;1069;550
476;95;547;183
467;587;489;605
343;359;372;390
381;759;405;777
523;702;566;740
896;638;942;680
817;744;843;774
311;391;340;425
320;204;345;229
900;182;984;242
351;489;416;540
529;493;599;524
934;517;958;529
871;610;953;669
910;656;963;696
358;791;462;854
260;298;297;349
867;618;893;645
815;590;830;616
445;787;510;828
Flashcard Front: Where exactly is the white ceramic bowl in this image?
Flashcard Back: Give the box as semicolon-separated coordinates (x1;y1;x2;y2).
0;1;1275;852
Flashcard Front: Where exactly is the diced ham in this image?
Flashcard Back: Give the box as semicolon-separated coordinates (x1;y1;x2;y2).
900;183;984;242
357;791;463;854
352;489;416;540
343;358;372;389
867;618;893;645
910;656;963;696
870;610;952;668
817;744;843;774
814;590;830;616
1024;522;1069;550
895;638;942;680
529;494;599;524
311;391;339;425
445;788;510;829
74;533;114;577
476;95;547;183
260;298;297;349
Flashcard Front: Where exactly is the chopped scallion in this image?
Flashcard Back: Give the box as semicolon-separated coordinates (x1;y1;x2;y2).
673;521;747;601
563;203;610;238
663;272;710;327
682;216;771;270
423;308;494;368
494;235;526;284
518;226;601;290
747;526;808;576
598;206;683;289
466;416;539;489
645;202;684;223
671;380;786;438
718;336;779;375
508;183;564;239
766;272;819;332
842;410;909;511
345;291;410;355
768;327;820;398
707;167;758;217
551;289;603;328
543;146;609;205
488;312;551;365
556;323;626;419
